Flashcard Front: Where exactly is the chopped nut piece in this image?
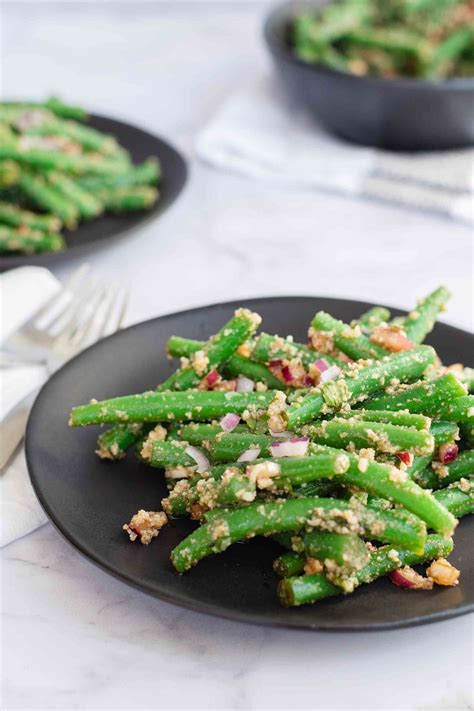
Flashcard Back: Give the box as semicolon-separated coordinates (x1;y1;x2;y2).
123;510;168;545
426;558;460;587
304;557;324;575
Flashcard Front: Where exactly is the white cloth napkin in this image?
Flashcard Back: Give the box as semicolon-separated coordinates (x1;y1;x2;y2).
0;266;61;547
196;77;474;223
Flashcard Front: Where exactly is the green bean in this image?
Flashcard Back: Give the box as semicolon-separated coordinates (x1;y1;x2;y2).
433;478;474;518
297;531;369;570
95;423;145;460
284;346;436;431
312;446;456;535
277;535;453;606
203;432;272;462
171;309;262;392
310;311;388;361
97;186;158;212
44;96;88;120
413;450;474;490
304;418;435;455
0;225;64;254
167;336;284;389
18;171;78;227
77;158;160;191
436;395;474;424
69;390;274;427
171;497;361;573
364;374;470;422
195;468;257;509
0;201;61;232
0;145;128;176
46;172;103;219
357;306;391;333
143;440;197;468
251;332;341;368
403;287;451;344
339;408;431;429
425;27;474;78
25;119;120;156
273;552;306;578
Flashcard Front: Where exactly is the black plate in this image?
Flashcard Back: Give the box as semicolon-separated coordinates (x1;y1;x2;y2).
26;297;474;631
264;1;474;150
0;114;187;270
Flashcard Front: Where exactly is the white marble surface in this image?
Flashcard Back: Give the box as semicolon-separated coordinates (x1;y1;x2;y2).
1;2;473;709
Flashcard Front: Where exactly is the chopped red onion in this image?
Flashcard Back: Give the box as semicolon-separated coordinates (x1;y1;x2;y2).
236;376;255;393
439;442;458;464
206;369;220;387
220;412;241;433
281;365;293;383
396;451;413;466
184;446;209;474
320;365;342;383
314;358;330;373
389;567;433;590
304;375;314;387
270;437;309;458
269;359;282;368
389;569;417;589
237;447;260;462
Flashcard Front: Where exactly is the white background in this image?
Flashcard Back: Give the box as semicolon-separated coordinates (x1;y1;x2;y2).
1;2;473;709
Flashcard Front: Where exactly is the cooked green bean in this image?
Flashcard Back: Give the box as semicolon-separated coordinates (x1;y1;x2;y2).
70;390;274;427
46;171;102;219
357;306;391;333
0;224;64;254
364;374;471;422
273;552;306;578
403;287;451;344
0;201;61;231
284;346;436;431
278;535;453;607
413;450;474;490
310;311;388;360
18;171;78;227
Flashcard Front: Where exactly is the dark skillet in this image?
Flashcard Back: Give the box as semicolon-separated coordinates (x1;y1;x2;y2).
263;1;474;151
0;114;187;271
25;296;474;631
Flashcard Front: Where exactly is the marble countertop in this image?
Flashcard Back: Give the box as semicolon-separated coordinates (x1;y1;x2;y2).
1;2;473;709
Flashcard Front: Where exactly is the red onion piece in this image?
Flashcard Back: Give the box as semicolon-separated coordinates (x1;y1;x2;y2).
320;365;342;383
269;359;282;368
236;376;255;393
304;375;314;387
237;447;260;462
184;445;209;474
270;437;309;458
396;451;413;466
206;369;220;387
389;569;417;589
220;412;241;433
389;567;433;590
439;443;459;464
281;365;293;383
314;358;330;373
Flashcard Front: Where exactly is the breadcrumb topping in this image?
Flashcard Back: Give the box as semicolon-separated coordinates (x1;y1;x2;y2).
123;510;168;545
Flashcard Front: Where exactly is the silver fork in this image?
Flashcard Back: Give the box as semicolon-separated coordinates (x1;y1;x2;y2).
0;265;129;467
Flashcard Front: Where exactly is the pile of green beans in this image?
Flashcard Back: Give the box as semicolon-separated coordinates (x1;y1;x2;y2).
69;289;473;608
0;97;160;254
293;0;474;80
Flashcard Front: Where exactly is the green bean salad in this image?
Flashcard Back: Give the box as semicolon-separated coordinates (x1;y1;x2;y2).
0;97;160;255
293;0;474;80
69;289;474;608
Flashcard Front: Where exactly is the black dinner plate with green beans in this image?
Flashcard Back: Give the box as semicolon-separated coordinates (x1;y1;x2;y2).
0;109;187;270
25;296;474;630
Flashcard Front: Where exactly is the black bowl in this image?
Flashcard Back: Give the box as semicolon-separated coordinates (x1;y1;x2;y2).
263;0;474;151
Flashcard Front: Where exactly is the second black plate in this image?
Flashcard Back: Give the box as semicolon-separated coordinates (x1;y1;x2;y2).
0;114;187;270
25;297;474;630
